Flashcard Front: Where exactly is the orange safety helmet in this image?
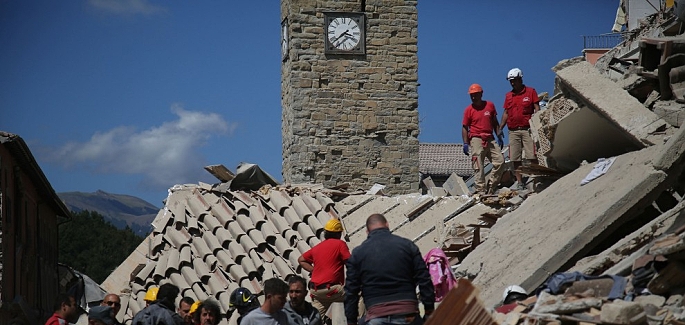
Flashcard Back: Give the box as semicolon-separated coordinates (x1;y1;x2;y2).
468;84;483;94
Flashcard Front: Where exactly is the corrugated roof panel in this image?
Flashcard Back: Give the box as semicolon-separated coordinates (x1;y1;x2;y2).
186;195;209;219
181;264;202;287
165;228;191;249
238;235;257;255
217;291;231;312
283;229;300;246
248;250;263;271
151;210;173;232
307;236;321;247
228;264;248;282
291;196;313;220
260;223;278;244
202;214;222;232
215;227;232;248
269;210;290;234
247;229;266;247
179;245;192;266
134;261;156;284
151;233;165;256
269;190;291;213
235;214;254;233
215;250;233;270
192;258;212;283
296;223;315;241
205;254;218;271
283;208;301;227
273;256;294;278
315;210;332;228
191;235;212;259
186;215;199;234
231;190;257;207
233;199;250;216
248;205;267;229
227;241;246;261
191;282;209;301
169;273;189;298
210;201;234;226
274;235;292;258
203;232;222;254
153;252;169;279
315;192;335;213
295;239;311;255
227;220;246;240
300;194;324;216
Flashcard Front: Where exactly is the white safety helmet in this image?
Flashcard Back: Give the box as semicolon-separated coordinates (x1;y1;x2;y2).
507;68;523;80
502;285;527;301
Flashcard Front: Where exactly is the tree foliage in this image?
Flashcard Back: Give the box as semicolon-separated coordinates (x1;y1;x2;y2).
59;210;145;284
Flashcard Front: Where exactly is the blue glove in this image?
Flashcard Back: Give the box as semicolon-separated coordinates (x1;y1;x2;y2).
463;143;469;156
496;136;504;149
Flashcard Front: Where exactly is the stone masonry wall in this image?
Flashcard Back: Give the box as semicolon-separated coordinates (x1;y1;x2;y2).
281;0;420;193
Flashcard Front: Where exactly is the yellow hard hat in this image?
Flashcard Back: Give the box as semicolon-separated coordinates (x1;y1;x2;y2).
324;218;343;232
189;301;201;314
144;287;158;302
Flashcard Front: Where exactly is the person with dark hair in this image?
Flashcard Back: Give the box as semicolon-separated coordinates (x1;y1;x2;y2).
241;278;289;325
132;283;183;325
283;276;321;325
178;297;194;325
46;293;78;325
227;287;260;325
297;218;350;321
192;299;221;325
345;214;435;325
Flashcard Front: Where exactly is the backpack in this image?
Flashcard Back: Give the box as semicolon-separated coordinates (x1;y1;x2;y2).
424;248;457;302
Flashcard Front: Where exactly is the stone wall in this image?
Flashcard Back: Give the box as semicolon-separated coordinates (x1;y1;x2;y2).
281;0;420;193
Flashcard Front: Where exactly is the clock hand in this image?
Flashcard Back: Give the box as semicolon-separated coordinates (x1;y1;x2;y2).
331;29;350;45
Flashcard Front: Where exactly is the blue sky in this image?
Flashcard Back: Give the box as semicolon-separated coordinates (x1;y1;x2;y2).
0;0;619;207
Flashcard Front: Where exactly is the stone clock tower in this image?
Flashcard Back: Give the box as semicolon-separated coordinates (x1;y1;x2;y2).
280;0;420;193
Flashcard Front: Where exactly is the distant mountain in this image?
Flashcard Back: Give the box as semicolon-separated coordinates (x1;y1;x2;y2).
58;190;158;237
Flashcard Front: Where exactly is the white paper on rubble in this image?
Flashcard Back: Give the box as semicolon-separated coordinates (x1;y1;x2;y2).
580;157;617;186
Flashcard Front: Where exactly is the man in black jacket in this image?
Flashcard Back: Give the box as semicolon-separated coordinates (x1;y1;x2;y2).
132;283;183;325
344;214;434;325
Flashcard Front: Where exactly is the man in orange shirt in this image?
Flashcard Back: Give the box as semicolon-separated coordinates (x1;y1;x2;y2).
298;218;350;322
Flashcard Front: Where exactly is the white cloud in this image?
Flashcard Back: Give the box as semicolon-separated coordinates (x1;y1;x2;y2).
49;104;236;190
87;0;167;15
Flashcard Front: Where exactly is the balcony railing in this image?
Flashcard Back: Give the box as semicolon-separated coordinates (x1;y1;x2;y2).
583;33;625;49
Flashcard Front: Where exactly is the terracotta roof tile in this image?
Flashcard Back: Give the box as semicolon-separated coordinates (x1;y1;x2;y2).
105;183;483;325
419;143;473;177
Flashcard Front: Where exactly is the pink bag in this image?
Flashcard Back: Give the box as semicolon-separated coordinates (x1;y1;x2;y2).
424;248;457;302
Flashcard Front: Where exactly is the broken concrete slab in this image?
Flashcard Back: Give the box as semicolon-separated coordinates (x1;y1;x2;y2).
456;144;674;307
443;172;470;196
555;60;668;146
653;100;685;127
600;300;646;325
530;96;643;171
532;292;602;315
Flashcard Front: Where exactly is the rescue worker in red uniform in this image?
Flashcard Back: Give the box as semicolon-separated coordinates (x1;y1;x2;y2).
499;68;540;190
298;218;350;323
462;83;505;194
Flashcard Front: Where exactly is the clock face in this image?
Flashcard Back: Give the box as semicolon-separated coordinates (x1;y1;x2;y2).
327;17;361;51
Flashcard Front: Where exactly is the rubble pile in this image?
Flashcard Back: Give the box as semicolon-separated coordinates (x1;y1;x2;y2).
491;234;685;325
427;7;685;324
